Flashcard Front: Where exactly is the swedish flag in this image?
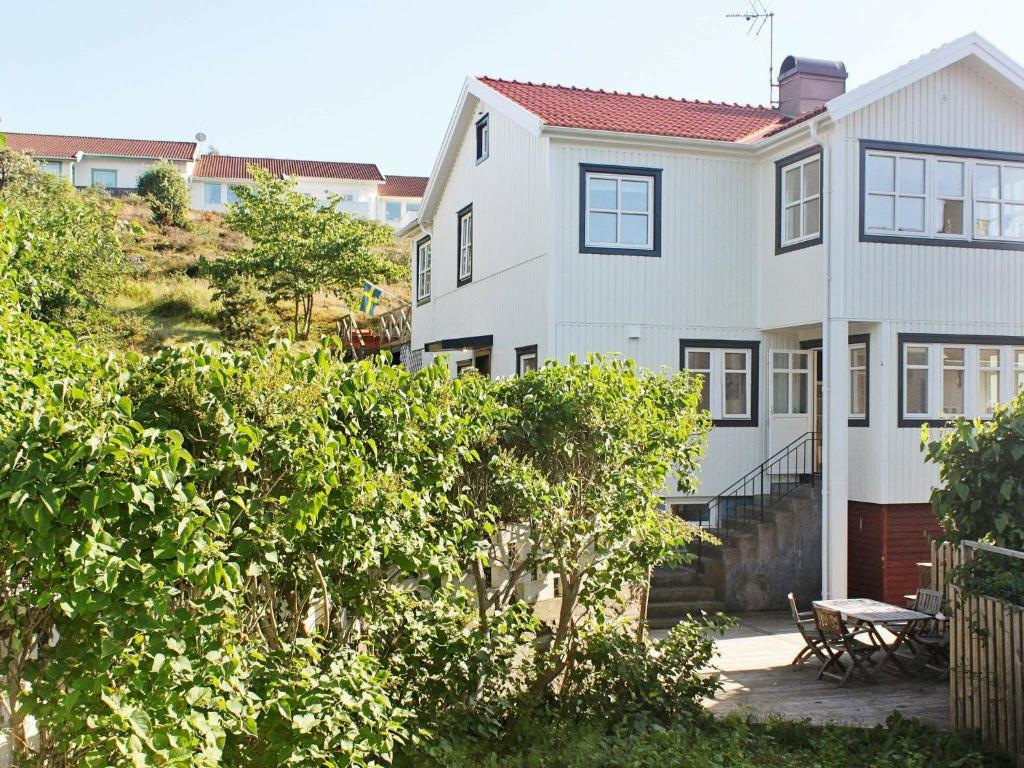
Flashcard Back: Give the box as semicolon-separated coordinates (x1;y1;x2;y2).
359;280;383;316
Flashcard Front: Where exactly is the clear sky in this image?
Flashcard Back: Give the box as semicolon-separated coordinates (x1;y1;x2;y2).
4;0;1023;177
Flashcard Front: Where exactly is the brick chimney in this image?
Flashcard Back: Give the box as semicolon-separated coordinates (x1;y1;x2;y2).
778;56;848;118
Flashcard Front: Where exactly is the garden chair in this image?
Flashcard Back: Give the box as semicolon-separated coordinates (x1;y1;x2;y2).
813;605;878;685
788;592;826;665
886;588;948;674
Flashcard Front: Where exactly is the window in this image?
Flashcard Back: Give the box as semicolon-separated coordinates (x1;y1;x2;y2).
850;343;868;421
777;149;822;251
772;351;810;415
385;201;402;221
407;202;420;213
456;359;474;377
580;164;661;256
226;185;240;205
680;340;759;426
415;236;431;303
475;114;489;163
457;205;473;285
204;182;222;205
36;160;62;176
516;345;538;375
861;141;1024;247
90;169;117;188
899;335;1024;425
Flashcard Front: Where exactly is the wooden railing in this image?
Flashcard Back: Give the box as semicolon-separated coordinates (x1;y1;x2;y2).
932;540;1024;766
337;302;411;360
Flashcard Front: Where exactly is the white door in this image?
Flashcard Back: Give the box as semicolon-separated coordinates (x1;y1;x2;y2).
769;350;814;472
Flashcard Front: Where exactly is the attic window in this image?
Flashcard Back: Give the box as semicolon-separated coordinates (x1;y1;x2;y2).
475;114;489;163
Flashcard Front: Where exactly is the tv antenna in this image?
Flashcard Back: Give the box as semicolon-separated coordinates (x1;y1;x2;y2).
726;0;777;106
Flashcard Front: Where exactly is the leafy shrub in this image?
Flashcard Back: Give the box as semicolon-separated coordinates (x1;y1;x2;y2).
211;273;276;345
924;393;1024;602
137;159;191;228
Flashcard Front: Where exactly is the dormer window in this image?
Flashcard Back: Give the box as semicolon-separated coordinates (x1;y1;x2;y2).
775;147;823;253
475;114;489;163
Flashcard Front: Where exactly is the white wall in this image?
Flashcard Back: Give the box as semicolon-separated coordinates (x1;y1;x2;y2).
377;196;421;228
73;157;191;189
190;177;381;214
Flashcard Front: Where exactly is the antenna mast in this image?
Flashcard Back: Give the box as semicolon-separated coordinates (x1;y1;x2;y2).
726;0;776;106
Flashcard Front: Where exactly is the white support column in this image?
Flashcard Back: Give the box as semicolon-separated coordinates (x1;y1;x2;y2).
822;319;849;599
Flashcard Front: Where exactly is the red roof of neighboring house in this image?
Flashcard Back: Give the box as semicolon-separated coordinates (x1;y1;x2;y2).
5;132;197;160
477;77;802;142
379;175;428;197
194;154;384;182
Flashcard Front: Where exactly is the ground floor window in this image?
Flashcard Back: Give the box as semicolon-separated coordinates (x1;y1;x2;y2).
679;340;759;427
516;345;538;375
90;168;117;188
849;342;868;423
771;351;811;416
898;334;1024;426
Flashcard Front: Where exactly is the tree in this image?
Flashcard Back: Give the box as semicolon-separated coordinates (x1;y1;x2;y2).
219;166;401;338
137;160;191;228
211;273;277;345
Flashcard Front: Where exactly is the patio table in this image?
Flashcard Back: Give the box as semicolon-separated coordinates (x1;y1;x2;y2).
814;598;932;678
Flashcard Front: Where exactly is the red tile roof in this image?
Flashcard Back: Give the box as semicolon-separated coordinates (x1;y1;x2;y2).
194;154;384;182
477;77;802;142
379;175;428;197
5;132;197;160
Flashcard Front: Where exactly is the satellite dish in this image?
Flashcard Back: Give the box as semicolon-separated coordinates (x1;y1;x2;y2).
195;132;207;143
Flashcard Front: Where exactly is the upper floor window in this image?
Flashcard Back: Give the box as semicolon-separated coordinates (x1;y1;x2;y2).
36;160;62;176
204;182;222;205
457;205;473;285
416;236;431;302
580;164;661;256
91;169;117;188
898;334;1024;426
680;340;759;427
776;148;822;252
861;141;1024;247
475;114;489;163
385;201;402;221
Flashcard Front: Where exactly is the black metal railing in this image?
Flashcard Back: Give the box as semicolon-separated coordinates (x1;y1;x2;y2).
682;431;820;563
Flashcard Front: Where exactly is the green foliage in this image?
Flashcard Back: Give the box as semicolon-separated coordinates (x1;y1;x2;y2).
211;273;276;346
137;159;192;228
405;711;1007;768
924;393;1024;602
215;166;401;337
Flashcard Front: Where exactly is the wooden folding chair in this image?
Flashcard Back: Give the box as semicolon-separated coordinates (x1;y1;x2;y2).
813;605;877;685
788;592;827;665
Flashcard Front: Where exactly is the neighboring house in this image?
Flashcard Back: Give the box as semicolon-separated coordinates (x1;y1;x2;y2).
4;132;197;194
404;33;1024;604
191;154;427;228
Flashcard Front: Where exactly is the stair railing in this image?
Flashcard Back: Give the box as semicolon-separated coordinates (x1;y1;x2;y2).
689;431;819;563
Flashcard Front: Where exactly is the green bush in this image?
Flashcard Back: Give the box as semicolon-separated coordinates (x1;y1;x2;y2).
137;159;191;228
211;273;276;345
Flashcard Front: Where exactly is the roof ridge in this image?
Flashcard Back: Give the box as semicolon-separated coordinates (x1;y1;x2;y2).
477;75;776;113
4;130;195;145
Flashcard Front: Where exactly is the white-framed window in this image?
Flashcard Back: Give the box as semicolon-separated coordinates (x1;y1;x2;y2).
516;345;538;375
780;154;821;246
385;201;402;221
475;114;489;163
683;347;753;423
90;168;117;188
582;166;658;253
457;206;473;284
226;185;240;205
863;145;1024;243
36;160;62;176
204;182;222;205
415;237;431;302
407;202;420;213
771;351;810;415
850;343;867;420
900;338;1024;423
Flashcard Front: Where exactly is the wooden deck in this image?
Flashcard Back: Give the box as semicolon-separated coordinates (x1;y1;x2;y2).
692;612;948;727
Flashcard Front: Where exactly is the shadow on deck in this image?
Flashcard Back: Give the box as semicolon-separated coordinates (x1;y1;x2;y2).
695;611;948;727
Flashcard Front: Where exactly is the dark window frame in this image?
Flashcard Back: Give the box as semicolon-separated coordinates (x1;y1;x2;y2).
456;203;473;286
678;339;760;428
475;114;490;164
579;163;662;257
515;344;538;376
799;333;871;427
896;332;1024;428
775;145;824;254
859;139;1024;251
415;234;431;306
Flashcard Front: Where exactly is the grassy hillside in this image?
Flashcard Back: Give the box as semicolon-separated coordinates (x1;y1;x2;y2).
108;196;410;349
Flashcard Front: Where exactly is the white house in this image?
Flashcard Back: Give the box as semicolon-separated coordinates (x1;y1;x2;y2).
191;154;427;228
5;132;197;194
404;33;1024;605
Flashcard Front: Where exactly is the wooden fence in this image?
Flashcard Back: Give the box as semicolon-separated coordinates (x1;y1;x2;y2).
931;540;1024;767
